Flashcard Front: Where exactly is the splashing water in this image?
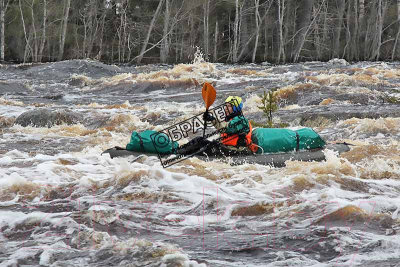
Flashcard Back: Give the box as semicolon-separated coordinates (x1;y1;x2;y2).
0;60;400;266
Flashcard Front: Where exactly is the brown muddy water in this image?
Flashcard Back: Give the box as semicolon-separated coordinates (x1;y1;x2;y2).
0;57;399;267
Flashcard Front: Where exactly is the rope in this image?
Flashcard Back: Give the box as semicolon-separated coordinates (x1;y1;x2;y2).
254;144;264;154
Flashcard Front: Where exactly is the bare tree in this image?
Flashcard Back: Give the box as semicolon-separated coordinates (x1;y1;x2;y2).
312;3;320;59
392;0;400;60
252;0;261;62
213;20;218;62
321;1;329;59
116;2;129;62
203;0;210;60
292;0;315;62
232;0;240;62
333;0;345;58
352;0;359;60
1;0;400;64
344;0;358;61
358;0;367;59
0;0;3;62
83;0;99;59
0;0;10;62
359;0;365;23
137;0;165;64
161;0;170;63
58;0;71;61
369;0;388;60
238;1;272;61
277;0;286;63
19;0;32;62
29;0;39;62
38;0;47;62
238;0;251;61
96;8;107;61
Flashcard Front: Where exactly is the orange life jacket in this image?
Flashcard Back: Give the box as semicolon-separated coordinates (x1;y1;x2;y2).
221;120;258;153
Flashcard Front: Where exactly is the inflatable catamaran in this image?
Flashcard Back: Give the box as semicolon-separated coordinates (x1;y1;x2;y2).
103;83;351;167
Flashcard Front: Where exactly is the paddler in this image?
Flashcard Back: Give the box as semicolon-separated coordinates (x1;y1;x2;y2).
203;96;258;153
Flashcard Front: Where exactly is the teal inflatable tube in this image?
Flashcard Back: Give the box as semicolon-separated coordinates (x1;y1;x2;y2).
251;128;326;154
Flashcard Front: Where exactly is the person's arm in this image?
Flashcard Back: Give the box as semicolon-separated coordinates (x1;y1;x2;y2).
211;119;228;131
204;112;228;131
205;113;249;133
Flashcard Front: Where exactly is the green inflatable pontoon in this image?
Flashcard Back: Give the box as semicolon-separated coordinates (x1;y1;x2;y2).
251;128;326;154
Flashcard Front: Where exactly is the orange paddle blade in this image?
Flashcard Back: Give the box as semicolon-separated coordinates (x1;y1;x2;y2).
201;82;217;109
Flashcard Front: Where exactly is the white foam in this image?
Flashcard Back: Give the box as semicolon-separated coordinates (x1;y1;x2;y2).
0;172;27;187
0;156;12;165
161;253;207;267
0;247;39;267
5;149;29;158
62;94;80;102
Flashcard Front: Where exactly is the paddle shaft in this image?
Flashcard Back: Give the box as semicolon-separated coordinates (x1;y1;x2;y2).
203;109;208;137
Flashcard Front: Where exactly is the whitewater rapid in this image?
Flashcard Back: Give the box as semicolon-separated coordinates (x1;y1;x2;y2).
0;58;399;266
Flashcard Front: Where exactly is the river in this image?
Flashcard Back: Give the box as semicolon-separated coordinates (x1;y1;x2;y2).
0;57;399;266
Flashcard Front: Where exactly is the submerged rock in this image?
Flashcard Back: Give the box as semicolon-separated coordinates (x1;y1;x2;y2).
0;116;15;128
20;59;123;81
42;94;64;100
15;109;83;127
0;81;28;95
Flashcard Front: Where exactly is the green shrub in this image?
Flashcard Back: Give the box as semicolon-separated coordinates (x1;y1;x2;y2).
257;89;278;128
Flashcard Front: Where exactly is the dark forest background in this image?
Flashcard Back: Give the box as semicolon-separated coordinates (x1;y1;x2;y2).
0;0;400;64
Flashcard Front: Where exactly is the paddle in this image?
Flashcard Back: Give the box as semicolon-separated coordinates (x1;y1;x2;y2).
201;82;217;137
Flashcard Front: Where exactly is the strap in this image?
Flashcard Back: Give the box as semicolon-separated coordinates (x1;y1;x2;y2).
295;131;300;152
245;121;257;154
137;134;145;152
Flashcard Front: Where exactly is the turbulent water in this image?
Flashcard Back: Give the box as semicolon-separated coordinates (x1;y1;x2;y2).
0;58;399;267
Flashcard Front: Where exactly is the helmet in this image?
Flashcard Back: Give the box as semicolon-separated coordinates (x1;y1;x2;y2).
225;96;243;112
